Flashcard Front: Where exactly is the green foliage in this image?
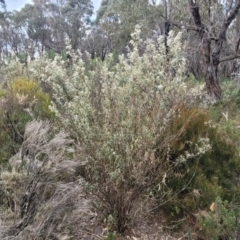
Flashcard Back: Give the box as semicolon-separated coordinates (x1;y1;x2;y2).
198;197;239;240
0;78;54;164
222;79;240;99
0;112;10;163
47;49;69;61
106;232;117;240
47;49;56;60
7;78;54;119
209;82;240;147
16;52;28;64
155;105;240;221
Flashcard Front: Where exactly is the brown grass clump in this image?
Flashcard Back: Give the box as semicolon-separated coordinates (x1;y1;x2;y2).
0;120;95;240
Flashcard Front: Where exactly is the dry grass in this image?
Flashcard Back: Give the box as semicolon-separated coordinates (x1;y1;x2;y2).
0;120;94;240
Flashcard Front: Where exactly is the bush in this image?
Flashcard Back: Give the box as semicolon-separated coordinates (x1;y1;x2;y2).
0;78;54;163
154;105;240;221
21;26;208;233
6;78;54;119
198;197;239;240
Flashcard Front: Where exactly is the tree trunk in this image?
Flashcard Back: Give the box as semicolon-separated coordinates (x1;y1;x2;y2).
188;0;222;99
205;62;222;99
201;38;222;99
163;0;170;54
188;0;240;99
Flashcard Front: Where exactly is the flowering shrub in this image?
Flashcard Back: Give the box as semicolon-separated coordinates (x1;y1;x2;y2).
12;26;211;232
25;27;199;136
1;26;214;233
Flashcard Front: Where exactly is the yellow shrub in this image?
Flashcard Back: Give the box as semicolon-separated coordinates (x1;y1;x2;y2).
0;78;54;164
7;78;54;119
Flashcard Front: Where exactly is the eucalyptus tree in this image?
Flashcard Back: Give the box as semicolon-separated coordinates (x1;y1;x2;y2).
0;1;25;61
15;1;53;54
0;10;31;62
96;0;160;53
60;0;93;50
13;0;93;55
152;0;240;99
187;0;240;99
84;26;112;61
